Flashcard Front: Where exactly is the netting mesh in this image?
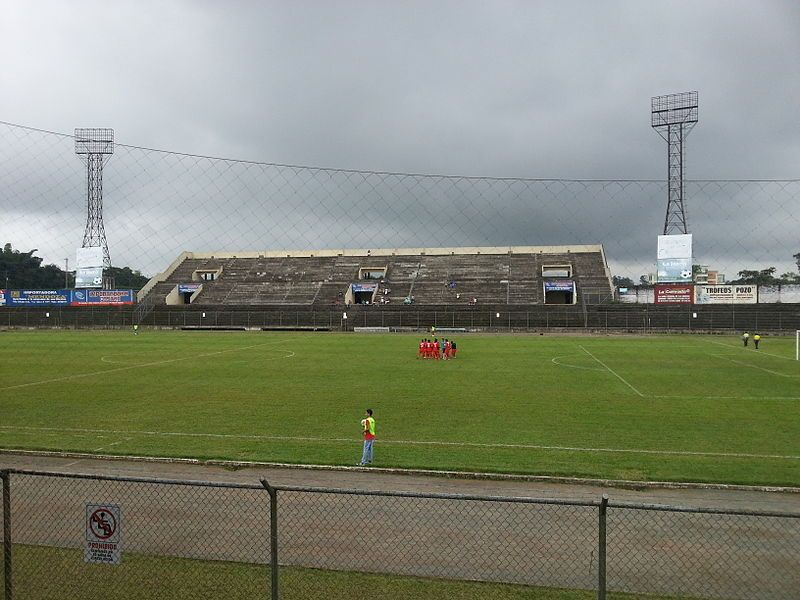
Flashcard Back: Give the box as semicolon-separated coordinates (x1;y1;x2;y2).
2;121;798;280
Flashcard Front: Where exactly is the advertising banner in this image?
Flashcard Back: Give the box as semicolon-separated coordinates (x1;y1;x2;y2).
657;234;693;283
71;290;135;306
351;283;377;293
657;234;692;259
6;290;71;306
0;290;5;307
76;246;104;269
544;280;575;292
654;284;694;304
694;285;757;304
657;258;693;283
75;267;104;288
177;284;202;294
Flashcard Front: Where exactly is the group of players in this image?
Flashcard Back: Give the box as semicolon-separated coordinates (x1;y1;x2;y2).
417;338;457;360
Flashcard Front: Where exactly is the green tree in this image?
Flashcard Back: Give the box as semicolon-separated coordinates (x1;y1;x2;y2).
612;275;635;288
106;266;149;291
794;252;800;274
1;243;64;289
2;243;148;291
733;267;778;285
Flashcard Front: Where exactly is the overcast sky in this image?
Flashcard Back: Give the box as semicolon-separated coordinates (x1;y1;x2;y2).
1;0;799;278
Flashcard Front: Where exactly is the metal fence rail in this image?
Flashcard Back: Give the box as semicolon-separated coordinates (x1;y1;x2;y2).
1;469;799;599
3;305;800;333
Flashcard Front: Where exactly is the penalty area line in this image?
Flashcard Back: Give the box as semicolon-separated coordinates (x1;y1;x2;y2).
0;425;798;461
0;340;297;391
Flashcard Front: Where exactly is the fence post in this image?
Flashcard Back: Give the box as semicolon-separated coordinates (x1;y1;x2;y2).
260;479;279;600
597;494;608;600
2;470;12;600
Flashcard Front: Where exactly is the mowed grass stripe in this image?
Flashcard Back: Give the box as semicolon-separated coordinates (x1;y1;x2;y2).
2;331;799;485
3;424;800;460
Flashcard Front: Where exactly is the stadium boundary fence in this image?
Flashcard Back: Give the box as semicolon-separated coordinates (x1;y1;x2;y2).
2;304;800;333
1;468;799;600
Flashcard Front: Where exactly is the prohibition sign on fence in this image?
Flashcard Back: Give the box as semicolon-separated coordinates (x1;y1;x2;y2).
84;503;122;564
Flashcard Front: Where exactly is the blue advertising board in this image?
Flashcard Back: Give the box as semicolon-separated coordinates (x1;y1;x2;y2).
71;289;135;306
0;289;5;307
544;280;575;292
351;283;378;293
5;290;72;306
177;284;202;294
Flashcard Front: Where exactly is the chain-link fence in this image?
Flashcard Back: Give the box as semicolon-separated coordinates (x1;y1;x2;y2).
2;469;799;599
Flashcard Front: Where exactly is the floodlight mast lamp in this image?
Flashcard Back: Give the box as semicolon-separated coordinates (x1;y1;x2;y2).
75;128;114;268
651;92;698;235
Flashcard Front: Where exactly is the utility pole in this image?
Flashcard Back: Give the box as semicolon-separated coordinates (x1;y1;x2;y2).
64;258;69;288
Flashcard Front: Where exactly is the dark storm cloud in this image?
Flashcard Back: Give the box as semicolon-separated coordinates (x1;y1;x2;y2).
1;0;799;277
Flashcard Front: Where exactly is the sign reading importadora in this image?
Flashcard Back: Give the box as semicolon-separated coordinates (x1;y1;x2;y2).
85;504;122;564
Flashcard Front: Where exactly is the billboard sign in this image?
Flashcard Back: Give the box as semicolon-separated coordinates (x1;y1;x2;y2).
76;246;104;269
694;285;757;304
657;258;693;283
75;267;104;288
6;290;71;305
71;290;135;306
544;280;575;292
654;284;694;304
657;234;692;259
0;290;5;307
351;283;377;292
657;234;693;283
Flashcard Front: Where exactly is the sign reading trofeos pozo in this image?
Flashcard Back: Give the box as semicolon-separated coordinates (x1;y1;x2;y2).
84;504;122;564
695;285;757;304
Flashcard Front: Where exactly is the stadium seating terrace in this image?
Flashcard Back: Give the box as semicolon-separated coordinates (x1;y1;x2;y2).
139;246;614;307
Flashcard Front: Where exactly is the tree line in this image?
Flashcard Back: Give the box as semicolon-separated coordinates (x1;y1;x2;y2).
1;243;149;291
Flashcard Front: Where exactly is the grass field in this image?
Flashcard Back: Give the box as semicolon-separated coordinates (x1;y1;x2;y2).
1;330;799;486
4;546;686;600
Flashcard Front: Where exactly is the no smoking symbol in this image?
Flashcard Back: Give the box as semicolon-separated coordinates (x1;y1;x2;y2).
89;509;117;540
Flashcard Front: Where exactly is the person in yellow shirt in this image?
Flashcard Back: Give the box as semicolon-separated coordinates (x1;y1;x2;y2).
753;334;761;350
359;409;376;466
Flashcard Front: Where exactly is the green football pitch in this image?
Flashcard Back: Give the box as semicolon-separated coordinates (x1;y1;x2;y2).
1;330;799;486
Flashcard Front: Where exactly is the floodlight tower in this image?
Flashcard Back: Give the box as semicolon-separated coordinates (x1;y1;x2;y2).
651;92;698;235
75;128;114;267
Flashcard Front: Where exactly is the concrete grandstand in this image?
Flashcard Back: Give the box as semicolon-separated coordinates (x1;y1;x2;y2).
138;245;615;308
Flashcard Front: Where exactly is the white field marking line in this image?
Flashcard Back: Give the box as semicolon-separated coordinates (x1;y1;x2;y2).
706;339;799;362
711;354;800;379
100;348;295;365
1;340;297;391
551;355;605;371
578;345;645;397
651;394;800;400
1;425;798;461
92;437;132;453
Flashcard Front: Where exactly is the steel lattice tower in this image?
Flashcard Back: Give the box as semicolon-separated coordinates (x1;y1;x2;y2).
651;92;698;235
75;128;114;267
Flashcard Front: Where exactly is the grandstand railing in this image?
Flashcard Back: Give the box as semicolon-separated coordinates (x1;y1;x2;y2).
1;469;798;600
